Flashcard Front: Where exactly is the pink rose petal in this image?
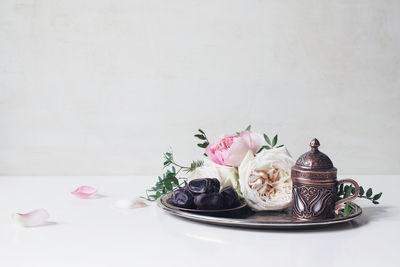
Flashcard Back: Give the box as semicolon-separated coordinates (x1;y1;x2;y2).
207;131;264;167
224;131;264;166
205;145;222;165
12;208;50;227
239;131;264;153
71;185;97;199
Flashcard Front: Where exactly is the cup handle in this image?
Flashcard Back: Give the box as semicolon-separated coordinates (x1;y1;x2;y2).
335;179;360;214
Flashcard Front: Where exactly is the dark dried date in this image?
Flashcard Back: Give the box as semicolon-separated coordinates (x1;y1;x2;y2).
170;188;194;208
194;193;224;210
221;186;240;208
188;178;220;194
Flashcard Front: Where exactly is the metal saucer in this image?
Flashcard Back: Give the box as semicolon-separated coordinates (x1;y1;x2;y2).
158;193;362;229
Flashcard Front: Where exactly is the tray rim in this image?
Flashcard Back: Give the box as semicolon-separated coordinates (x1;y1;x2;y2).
158;194;362;229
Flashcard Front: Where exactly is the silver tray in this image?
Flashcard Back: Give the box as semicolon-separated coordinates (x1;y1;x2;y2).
158;193;362;229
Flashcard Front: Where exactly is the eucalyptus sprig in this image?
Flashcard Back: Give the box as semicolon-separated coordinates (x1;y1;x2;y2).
257;134;284;153
143;151;203;201
338;184;383;216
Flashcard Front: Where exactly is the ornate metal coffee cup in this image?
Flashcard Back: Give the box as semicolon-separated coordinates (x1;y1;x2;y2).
291;139;359;221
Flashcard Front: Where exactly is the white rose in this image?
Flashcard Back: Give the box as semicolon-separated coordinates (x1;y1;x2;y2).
239;147;294;211
188;158;239;191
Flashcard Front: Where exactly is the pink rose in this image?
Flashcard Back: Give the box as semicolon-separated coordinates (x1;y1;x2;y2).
205;131;264;167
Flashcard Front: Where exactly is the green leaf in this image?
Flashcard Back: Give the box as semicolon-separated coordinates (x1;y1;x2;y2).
344;185;353;198
257;145;271;153
198;129;205;134
372;201;379;204
263;134;271;145
359;186;364;196
164;180;172;190
194;134;206;140
272;135;278;147
171;177;179;185
343;202;350;216
366;188;373;198
236;132;241;136
187;160;204;172
197;142;209;148
276;144;284;148
245;125;251;131
373;192;382;201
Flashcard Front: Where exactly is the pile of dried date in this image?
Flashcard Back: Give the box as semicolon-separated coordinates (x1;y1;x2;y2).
169;178;241;210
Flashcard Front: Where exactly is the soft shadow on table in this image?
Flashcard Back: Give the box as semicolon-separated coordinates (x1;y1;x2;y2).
33;221;60;227
353;205;394;225
13;221;61;229
90;193;108;199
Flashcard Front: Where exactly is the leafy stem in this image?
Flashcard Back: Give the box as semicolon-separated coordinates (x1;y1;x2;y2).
163;151;203;173
142;165;187;201
194;129;210;156
163;152;187;169
338;184;383;216
143;151;203;201
257;134;284;153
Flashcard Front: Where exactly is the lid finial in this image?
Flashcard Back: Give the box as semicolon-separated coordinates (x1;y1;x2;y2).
293;138;334;170
310;138;320;152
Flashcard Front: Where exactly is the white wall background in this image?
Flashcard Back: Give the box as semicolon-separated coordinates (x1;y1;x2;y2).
0;0;399;175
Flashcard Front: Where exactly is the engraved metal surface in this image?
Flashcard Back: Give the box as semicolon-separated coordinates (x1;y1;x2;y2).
291;138;340;221
292;183;336;220
291;169;337;180
158;194;362;229
294;138;335;171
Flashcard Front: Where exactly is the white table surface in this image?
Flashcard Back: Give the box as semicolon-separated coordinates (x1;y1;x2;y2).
0;175;398;267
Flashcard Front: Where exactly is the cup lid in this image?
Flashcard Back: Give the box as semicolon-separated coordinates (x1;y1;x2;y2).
293;138;336;171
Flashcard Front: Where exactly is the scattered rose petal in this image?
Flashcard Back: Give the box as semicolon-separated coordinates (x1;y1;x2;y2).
12;208;50;227
71;185;97;199
114;198;148;209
